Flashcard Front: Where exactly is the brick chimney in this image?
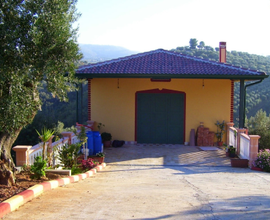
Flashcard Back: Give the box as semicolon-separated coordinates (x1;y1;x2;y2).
219;42;226;63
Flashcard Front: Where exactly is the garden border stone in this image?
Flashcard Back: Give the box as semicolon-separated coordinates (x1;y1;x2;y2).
0;163;106;218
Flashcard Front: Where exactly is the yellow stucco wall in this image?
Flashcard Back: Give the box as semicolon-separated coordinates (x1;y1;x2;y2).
91;78;231;143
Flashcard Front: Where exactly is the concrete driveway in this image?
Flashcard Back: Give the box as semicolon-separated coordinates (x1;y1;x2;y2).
3;144;270;220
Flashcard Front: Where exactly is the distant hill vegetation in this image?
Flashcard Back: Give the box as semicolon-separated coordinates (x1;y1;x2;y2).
79;44;138;63
172;39;270;125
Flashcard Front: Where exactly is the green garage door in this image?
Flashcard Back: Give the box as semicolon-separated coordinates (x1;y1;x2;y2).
136;91;185;144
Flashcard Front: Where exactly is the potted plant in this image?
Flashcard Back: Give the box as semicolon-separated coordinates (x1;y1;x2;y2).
228;145;236;158
101;132;112;148
215;120;225;146
88;152;105;164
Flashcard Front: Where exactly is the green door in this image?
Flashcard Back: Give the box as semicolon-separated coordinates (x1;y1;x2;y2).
136;91;185;144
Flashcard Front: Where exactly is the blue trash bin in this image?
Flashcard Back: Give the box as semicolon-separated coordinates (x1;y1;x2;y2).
86;131;94;156
93;131;103;155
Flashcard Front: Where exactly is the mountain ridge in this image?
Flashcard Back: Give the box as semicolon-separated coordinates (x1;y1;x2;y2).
79;44;138;63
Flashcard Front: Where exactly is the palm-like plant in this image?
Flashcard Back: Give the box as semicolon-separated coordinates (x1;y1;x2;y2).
36;127;55;161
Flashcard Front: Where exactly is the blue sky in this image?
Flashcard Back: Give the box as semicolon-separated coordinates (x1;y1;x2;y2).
76;0;270;56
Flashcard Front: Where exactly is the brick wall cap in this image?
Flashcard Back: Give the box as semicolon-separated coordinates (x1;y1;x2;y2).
61;132;73;135
249;135;261;139
237;128;246;132
13;145;32;152
240;133;250;139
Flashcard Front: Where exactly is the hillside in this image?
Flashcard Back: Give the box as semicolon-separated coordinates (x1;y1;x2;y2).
79;44;138;63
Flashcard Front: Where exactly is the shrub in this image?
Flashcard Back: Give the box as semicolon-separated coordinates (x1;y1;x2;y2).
250;128;270;150
247;109;270;150
253;149;270;172
58;143;82;169
81;158;96;170
71;166;83;175
30;156;47;179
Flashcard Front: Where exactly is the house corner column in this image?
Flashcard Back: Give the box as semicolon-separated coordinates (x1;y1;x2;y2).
88;79;92;121
249;135;260;168
226;122;234;145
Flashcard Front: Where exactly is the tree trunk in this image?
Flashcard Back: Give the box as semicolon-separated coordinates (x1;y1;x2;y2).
0;129;22;186
0;86;39;186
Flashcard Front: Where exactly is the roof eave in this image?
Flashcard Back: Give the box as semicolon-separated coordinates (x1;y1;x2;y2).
75;73;269;80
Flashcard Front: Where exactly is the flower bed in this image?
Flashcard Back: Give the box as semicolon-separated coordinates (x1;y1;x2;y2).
253;149;270;172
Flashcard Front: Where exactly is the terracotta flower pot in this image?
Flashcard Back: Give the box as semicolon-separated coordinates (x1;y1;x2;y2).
103;140;111;148
251;167;263;171
217;141;223;146
88;156;104;164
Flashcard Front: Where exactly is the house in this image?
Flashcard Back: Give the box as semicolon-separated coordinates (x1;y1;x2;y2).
75;42;268;145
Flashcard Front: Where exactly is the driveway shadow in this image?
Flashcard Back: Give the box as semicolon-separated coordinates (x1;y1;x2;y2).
105;144;230;165
103;144;256;175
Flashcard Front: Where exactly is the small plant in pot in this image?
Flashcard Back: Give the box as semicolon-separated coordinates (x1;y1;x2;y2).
228;146;236;158
95;152;105;164
101;132;112;148
88;152;105;164
215;120;225;146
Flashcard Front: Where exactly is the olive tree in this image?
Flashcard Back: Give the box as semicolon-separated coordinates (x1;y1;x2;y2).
0;0;82;185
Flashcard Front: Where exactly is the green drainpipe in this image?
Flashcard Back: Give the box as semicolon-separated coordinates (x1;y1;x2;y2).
239;79;245;128
243;79;263;127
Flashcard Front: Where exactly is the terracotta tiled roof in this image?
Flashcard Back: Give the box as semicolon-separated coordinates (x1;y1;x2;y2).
76;49;267;78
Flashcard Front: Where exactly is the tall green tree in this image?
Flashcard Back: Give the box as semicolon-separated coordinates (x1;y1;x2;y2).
198;41;205;50
0;0;82;185
189;38;198;49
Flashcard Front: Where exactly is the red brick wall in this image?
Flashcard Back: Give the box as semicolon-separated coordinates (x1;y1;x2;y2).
230;80;234;122
88;79;91;120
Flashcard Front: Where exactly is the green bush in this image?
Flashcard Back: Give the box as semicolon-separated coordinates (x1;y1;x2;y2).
247;109;270;150
30;156;47;179
253;149;270;172
58;143;82;169
71;166;83;175
249;128;270;150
